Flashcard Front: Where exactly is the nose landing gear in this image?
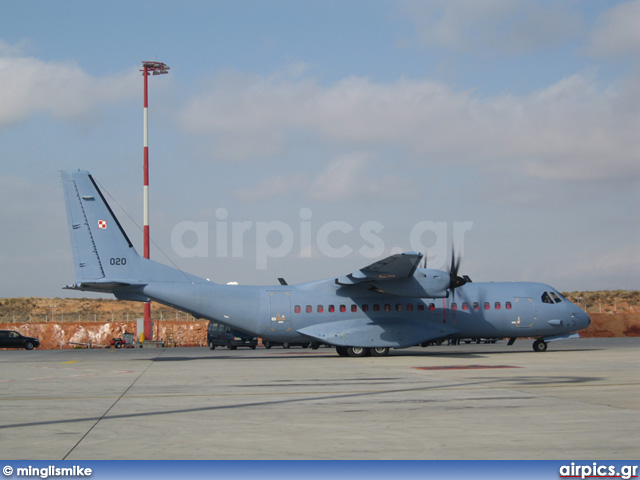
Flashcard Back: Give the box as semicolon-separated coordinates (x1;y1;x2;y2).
533;338;548;352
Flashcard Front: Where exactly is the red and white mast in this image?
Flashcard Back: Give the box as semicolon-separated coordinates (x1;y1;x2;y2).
141;61;169;341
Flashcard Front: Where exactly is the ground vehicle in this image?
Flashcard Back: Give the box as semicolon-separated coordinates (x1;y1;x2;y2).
0;330;40;350
207;322;257;350
107;333;135;349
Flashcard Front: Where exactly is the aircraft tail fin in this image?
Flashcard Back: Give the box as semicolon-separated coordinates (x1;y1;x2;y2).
61;170;205;294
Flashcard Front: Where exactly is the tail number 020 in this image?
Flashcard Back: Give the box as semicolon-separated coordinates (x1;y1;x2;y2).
110;258;127;266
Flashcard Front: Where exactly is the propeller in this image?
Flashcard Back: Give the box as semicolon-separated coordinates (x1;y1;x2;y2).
448;246;469;298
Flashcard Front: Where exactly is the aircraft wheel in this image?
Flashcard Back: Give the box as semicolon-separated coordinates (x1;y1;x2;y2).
370;347;389;357
283;342;290;349
347;346;370;357
264;341;271;349
208;341;216;350
533;339;548;352
336;347;349;357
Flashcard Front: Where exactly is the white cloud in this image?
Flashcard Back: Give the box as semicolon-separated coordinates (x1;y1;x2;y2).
551;243;640;291
235;173;308;203
588;0;640;58
179;68;640;182
307;153;416;201
0;38;35;56
0;53;138;127
234;153;417;203
398;0;583;54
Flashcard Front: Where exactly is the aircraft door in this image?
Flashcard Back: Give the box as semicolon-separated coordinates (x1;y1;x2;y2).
268;290;292;334
512;297;536;329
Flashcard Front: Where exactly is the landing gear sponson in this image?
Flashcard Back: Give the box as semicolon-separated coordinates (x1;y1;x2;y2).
337;339;552;356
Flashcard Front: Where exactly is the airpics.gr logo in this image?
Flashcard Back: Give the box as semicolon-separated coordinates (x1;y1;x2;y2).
559;462;638;480
170;207;474;270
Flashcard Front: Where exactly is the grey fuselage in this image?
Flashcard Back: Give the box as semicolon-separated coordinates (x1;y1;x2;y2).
138;276;590;348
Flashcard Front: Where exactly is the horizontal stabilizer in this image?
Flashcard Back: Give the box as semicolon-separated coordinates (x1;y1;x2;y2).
64;281;138;292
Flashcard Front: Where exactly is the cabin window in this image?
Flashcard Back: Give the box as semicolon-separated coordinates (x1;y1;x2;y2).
473;302;480;311
550;292;562;303
495;302;501;310
451;302;457;311
351;305;358;312
329;305;335;313
294;305;301;314
373;304;380;312
541;292;554;304
306;305;312;313
462;302;469;311
362;304;369;312
418;304;425;311
395;304;402;312
484;302;490;310
317;305;323;313
407;304;413;312
384;304;391;312
340;305;346;313
506;301;512;310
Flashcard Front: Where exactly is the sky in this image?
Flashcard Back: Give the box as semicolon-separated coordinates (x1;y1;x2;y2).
1;0;639;298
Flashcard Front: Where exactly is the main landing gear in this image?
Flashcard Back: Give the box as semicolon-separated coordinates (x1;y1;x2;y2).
532;338;548;352
336;346;390;357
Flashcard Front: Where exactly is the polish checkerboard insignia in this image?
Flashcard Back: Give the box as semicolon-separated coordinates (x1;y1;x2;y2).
98;220;107;229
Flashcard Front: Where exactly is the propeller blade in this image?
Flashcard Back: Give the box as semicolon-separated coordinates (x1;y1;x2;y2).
448;245;468;297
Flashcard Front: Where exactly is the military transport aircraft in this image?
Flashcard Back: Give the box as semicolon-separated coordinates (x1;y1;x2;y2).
61;170;590;357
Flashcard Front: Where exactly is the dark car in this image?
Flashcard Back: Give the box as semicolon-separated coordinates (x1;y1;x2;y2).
0;330;40;350
207;322;257;350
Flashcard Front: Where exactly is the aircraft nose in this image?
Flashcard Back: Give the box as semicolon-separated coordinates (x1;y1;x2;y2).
573;307;591;330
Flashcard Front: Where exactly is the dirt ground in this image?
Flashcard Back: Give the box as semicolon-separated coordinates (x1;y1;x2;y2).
0;297;638;349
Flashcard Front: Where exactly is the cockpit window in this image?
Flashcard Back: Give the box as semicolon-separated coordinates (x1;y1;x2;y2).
541;292;554;304
550;292;562;303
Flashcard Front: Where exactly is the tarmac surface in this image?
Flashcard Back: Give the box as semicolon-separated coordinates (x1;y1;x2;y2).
0;338;638;460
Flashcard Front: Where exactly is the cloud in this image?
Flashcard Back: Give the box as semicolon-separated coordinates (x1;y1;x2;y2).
179;67;640;183
0;50;138;128
0;38;35;56
398;0;583;54
551;243;640;291
307;153;416;201
588;0;640;58
235;152;416;203
235;173;308;203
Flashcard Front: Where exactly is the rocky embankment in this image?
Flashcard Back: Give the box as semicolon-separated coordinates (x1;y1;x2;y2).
0;296;638;349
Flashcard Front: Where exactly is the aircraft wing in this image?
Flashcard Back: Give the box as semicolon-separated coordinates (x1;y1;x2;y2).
335;252;422;286
297;317;458;348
